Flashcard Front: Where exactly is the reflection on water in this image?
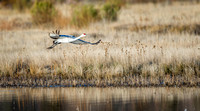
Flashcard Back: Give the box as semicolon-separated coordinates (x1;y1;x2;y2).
0;87;200;111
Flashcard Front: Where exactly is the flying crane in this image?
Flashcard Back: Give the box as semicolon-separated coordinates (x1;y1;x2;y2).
47;30;101;49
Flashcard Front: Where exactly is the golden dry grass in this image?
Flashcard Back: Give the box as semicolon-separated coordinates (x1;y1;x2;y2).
0;2;200;87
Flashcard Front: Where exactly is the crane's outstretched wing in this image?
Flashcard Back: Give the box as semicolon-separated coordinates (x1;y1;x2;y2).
70;39;101;45
59;35;76;39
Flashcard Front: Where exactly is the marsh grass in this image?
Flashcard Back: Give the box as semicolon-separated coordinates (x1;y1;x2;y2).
0;30;199;87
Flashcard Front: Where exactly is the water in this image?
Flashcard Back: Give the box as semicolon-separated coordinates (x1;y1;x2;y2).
0;87;200;111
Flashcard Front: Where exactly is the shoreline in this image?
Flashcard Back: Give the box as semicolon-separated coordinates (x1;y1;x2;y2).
0;76;199;87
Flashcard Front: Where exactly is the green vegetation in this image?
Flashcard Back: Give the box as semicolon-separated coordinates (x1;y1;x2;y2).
71;0;125;27
31;1;57;25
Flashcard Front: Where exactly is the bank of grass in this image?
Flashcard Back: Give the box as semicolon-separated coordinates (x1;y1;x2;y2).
0;3;200;87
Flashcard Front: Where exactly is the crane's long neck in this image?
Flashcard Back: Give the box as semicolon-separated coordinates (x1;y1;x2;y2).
73;34;86;40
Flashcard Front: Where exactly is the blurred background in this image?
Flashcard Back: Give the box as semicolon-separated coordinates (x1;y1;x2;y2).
0;0;200;30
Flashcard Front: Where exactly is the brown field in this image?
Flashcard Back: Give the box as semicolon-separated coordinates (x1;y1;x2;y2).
0;2;200;87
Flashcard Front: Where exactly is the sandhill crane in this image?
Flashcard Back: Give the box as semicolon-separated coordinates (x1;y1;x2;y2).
47;30;101;49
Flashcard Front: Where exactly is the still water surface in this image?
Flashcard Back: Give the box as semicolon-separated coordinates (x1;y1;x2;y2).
0;87;200;111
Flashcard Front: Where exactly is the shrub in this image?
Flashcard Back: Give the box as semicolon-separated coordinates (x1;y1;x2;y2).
163;64;172;75
71;4;100;27
31;1;57;25
102;0;125;21
70;0;125;27
14;0;32;11
1;0;32;11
